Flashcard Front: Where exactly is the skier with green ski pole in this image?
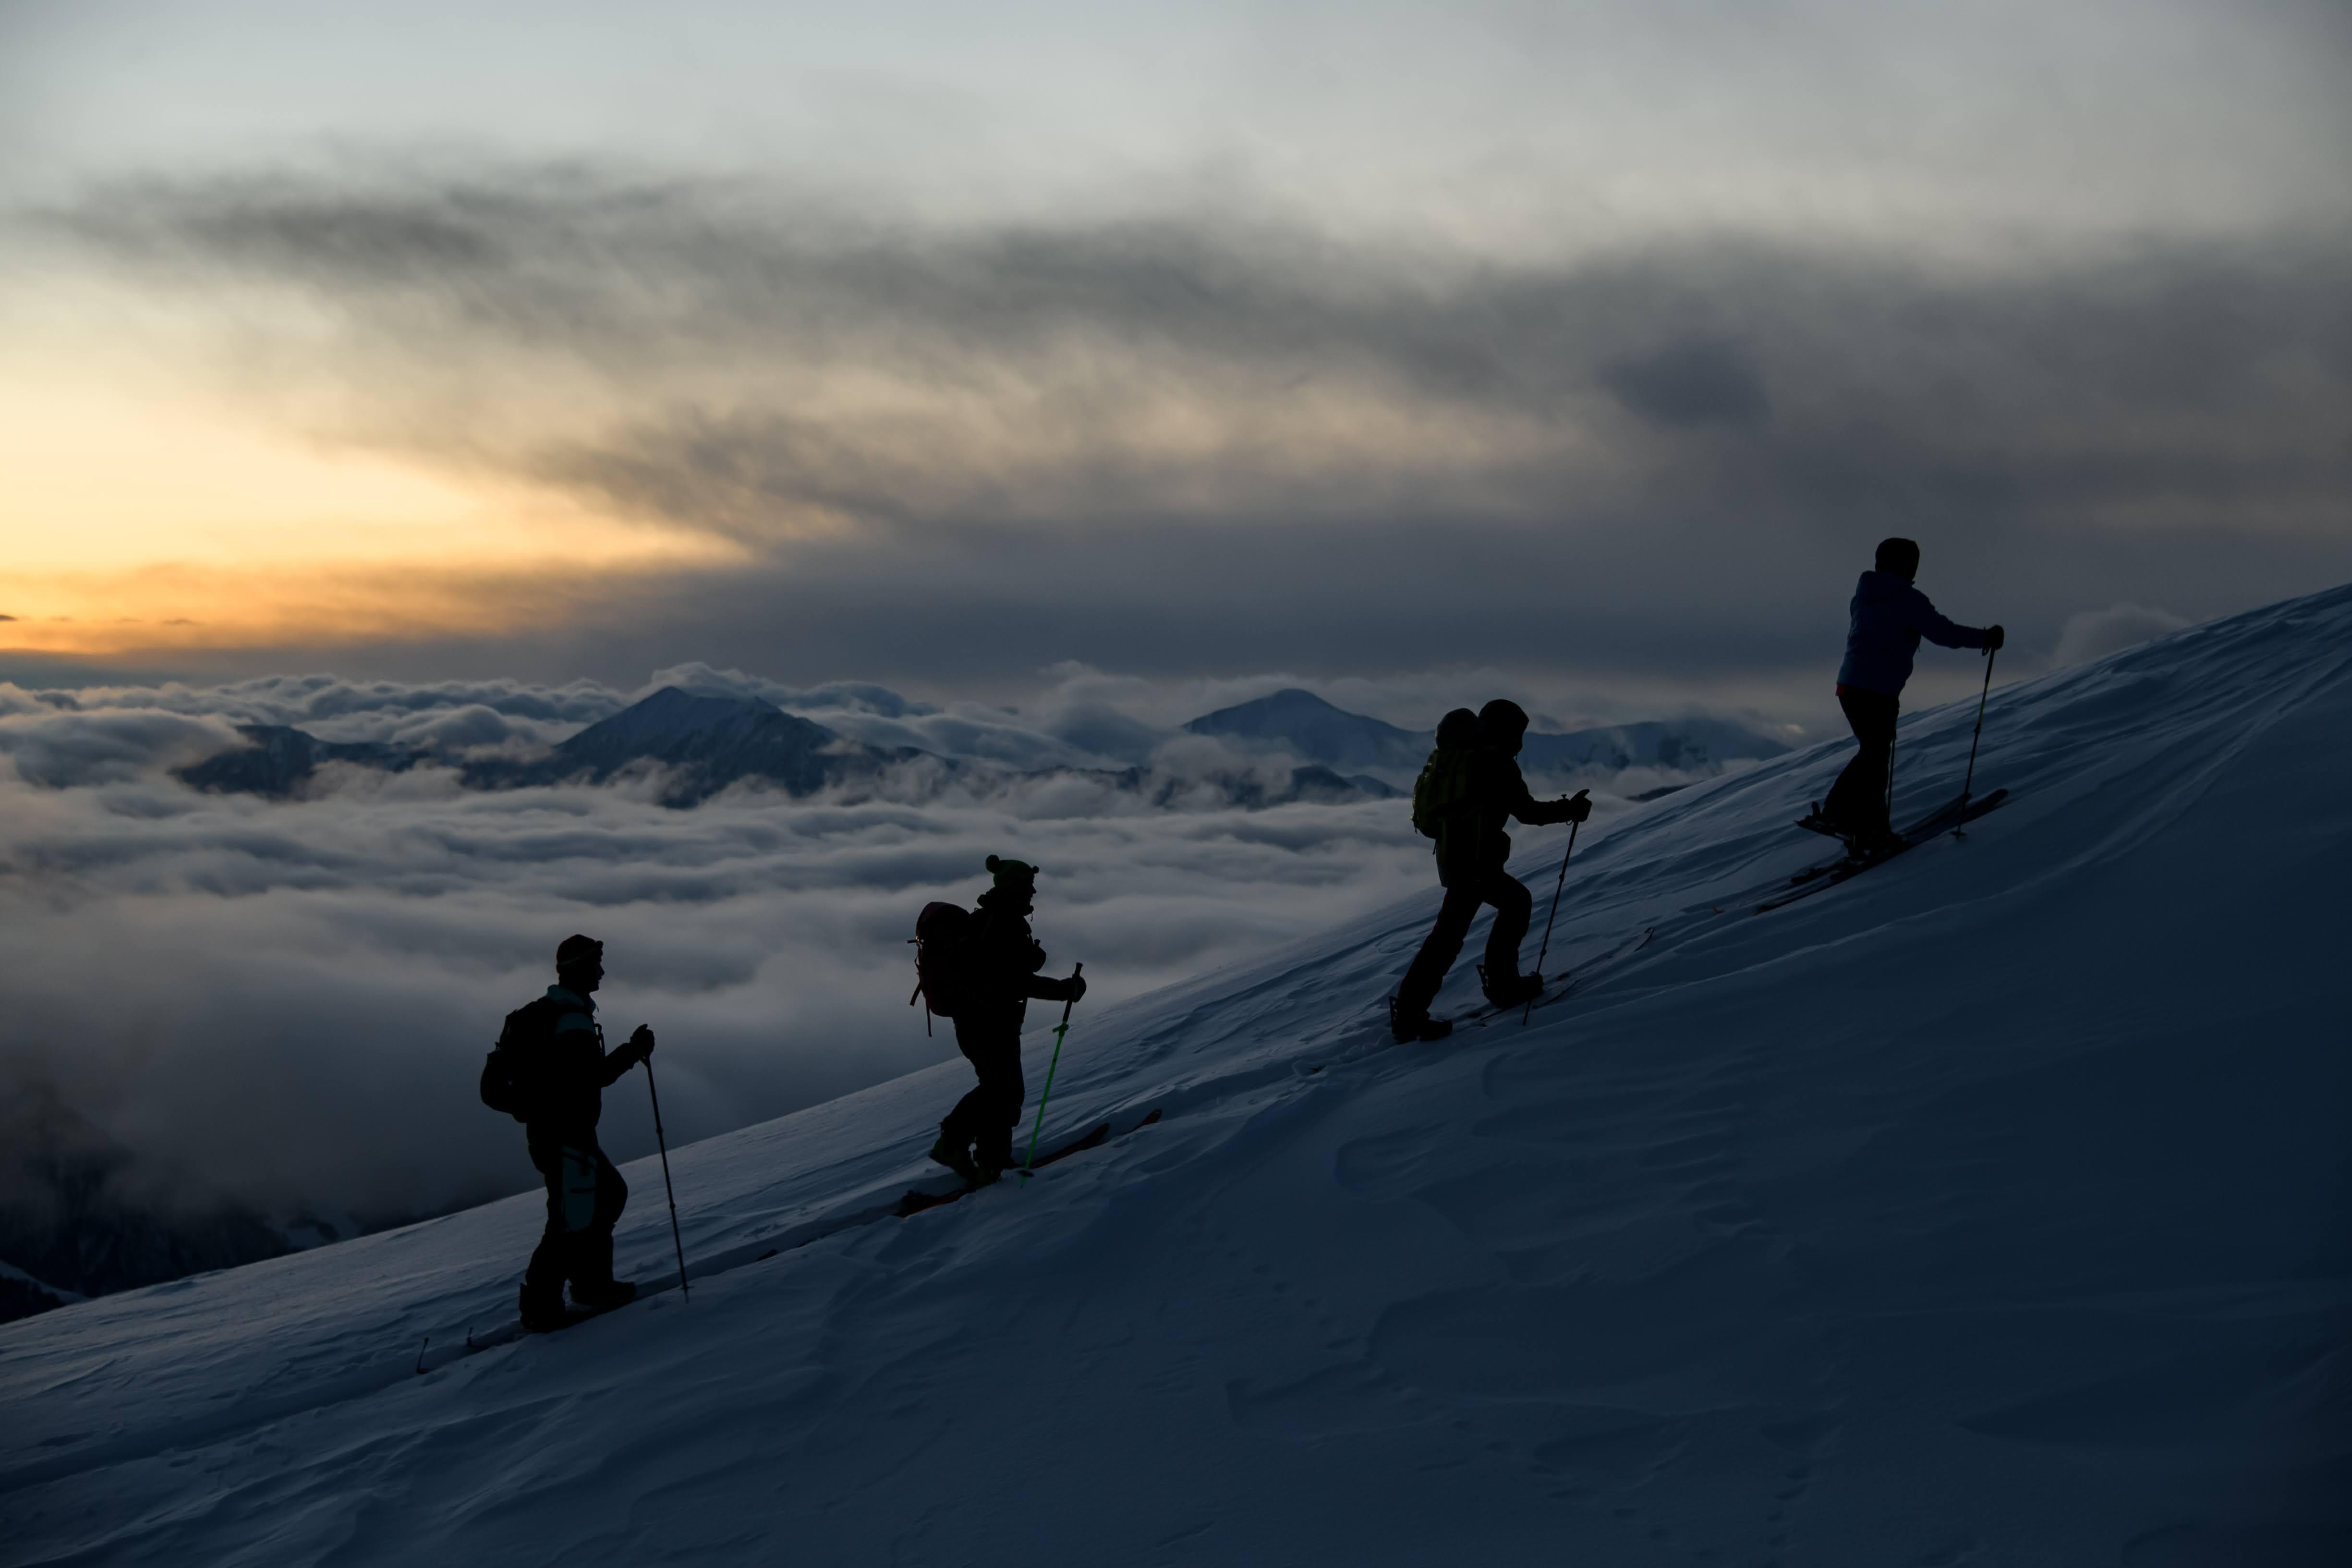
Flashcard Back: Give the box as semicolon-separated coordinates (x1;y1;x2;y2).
1020;961;1082;1182
917;856;1086;1188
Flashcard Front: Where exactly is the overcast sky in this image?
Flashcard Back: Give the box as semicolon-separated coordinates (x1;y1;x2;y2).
3;0;2347;728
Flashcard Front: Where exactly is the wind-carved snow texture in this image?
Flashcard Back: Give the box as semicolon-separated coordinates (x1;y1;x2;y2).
4;585;2350;1564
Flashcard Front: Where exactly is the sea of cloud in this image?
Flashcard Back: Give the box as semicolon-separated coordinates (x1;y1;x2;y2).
2;669;1682;1232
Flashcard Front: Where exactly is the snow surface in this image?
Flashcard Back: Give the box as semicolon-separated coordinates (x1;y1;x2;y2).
5;587;2349;1565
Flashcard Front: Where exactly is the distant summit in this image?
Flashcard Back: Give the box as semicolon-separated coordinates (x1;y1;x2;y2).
175;725;421;798
464;686;919;806
1186;690;1429;773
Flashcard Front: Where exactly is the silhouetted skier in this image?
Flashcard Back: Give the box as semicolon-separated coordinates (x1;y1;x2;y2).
496;934;656;1332
1391;701;1590;1042
927;857;1086;1186
1816;538;2003;853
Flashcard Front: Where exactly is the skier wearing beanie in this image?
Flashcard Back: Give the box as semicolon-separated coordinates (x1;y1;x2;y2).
1390;700;1590;1042
927;856;1087;1185
1815;537;2003;853
492;933;657;1332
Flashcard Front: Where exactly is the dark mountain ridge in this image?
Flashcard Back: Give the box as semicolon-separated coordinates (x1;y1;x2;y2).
460;686;928;807
176;686;1399;809
174;725;422;798
171;683;1774;811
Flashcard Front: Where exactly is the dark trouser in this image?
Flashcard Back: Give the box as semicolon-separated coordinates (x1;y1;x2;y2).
1396;867;1534;1017
523;1136;628;1309
1823;686;1901;834
942;1010;1025;1167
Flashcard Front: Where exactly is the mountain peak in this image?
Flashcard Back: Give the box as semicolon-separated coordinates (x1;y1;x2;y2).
629;684;782;722
1185;689;1426;770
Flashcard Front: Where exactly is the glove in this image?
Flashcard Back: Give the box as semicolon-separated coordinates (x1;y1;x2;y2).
623;1025;656;1064
1984;624;2005;652
1560;789;1592;824
1064;972;1088;1004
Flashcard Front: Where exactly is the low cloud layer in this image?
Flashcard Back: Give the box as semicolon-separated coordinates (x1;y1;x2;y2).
2051;604;2195;667
7;667;1704;1226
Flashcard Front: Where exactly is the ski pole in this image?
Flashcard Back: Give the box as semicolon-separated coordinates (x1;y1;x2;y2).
1020;962;1082;1182
643;1056;689;1302
1954;645;1998;836
1523;817;1580;1025
1884;716;1897;830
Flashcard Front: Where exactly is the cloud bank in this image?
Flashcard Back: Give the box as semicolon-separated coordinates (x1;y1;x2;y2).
9;666;1682;1230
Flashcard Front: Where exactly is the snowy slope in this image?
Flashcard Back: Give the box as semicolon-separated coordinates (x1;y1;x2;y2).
5;587;2349;1566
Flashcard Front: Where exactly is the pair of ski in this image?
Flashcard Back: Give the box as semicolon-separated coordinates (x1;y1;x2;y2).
419;1283;678;1370
1760;789;2009;913
897;1107;1164;1216
1452;924;1662;1028
1412;790;2012;1041
414;1107;1164;1374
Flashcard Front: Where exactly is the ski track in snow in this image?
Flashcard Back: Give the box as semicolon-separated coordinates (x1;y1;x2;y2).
6;588;2352;1564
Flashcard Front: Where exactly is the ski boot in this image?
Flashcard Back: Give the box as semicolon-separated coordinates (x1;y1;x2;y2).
1389;995;1454;1044
1795;801;1845;838
929;1133;993;1187
974;1133;1016;1185
519;1288;575;1334
1481;970;1543;1010
1849;825;1904;862
570;1278;638;1313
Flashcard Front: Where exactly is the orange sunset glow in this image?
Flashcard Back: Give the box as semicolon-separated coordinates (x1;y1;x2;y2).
0;375;737;657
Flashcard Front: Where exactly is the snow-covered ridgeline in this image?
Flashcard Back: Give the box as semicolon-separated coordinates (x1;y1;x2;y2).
2;586;2347;1564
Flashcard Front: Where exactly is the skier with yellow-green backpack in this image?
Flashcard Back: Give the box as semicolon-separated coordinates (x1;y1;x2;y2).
1390;701;1590;1042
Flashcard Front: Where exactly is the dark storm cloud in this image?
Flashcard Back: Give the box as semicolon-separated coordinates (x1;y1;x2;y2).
35;167;2352;695
51;175;1584;407
1601;338;1770;428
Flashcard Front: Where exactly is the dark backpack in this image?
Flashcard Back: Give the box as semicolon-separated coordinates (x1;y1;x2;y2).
1411;747;1479;845
479;998;558;1123
909;901;978;1026
1411;708;1485;847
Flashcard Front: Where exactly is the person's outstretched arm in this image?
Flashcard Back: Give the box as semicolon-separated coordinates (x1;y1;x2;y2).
1905;585;2000;651
1503;759;1591;827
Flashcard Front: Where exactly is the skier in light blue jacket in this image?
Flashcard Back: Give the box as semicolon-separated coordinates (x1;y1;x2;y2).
1818;538;2003;849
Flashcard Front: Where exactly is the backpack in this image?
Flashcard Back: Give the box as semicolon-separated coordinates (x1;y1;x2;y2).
479;999;557;1123
1411;747;1479;843
910;901;978;1027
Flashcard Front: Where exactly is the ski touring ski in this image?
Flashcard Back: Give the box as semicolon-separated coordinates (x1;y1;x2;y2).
896;1108;1162;1217
1788;791;1972;879
1758;790;2010;914
1456;922;1662;1026
418;1284;677;1371
1541;924;1658;1008
1455;975;1562;1027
